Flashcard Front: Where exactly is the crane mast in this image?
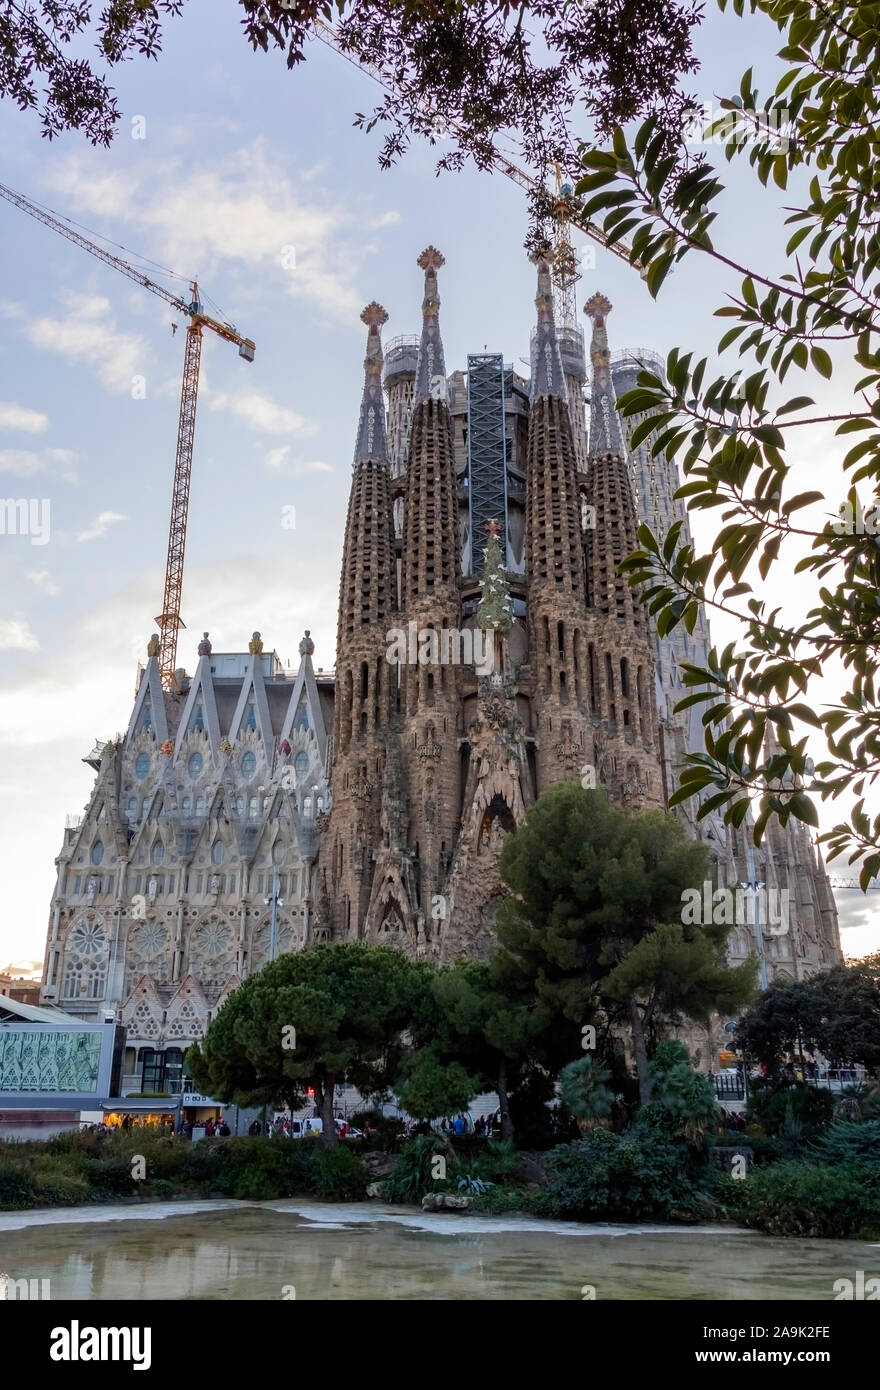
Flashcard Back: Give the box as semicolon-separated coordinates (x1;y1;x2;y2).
0;183;255;689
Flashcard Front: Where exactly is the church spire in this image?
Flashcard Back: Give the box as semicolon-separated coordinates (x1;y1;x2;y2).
529;247;567;401
354;301;389;466
413;246;447;405
584;292;624;456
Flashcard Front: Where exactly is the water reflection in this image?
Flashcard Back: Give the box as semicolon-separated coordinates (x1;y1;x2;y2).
0;1201;874;1301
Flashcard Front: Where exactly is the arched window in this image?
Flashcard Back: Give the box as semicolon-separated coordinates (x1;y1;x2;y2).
241;751;257;779
211;840;225;865
90;841;104;867
150;840;165;866
135;753;150;781
188;752;203;779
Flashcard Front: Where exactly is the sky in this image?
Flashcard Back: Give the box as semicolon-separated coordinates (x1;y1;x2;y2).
0;0;876;969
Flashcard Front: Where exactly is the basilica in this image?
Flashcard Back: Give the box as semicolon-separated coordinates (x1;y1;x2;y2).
40;247;841;1096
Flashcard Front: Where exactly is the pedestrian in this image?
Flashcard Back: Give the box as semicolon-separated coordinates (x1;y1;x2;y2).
218;1120;230;1137
249;1119;261;1136
205;1118;215;1137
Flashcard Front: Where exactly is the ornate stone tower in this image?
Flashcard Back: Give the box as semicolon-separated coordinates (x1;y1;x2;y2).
397;248;463;946
580;293;664;809
324;302;397;940
525;250;595;792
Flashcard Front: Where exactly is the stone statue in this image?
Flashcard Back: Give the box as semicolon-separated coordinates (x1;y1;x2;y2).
85;877;97;905
147;876;159;899
147;634;160;658
249;631;263;654
209;873;221;894
198;632;212;657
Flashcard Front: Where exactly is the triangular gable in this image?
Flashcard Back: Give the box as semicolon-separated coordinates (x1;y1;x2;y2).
227;657;275;749
174;656;222;758
280;649;328;763
126;657;169;744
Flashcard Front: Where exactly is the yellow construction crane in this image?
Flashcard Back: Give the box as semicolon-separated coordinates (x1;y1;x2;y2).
0;181;255;690
311;19;637;273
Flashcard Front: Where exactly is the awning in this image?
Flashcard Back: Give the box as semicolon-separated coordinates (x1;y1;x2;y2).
102;1100;179;1114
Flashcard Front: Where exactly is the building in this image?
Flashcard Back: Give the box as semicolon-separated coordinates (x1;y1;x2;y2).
0;972;41;1007
40;245;840;1091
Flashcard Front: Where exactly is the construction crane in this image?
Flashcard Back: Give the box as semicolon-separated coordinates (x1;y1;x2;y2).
311;18;636;275
0;181;255;690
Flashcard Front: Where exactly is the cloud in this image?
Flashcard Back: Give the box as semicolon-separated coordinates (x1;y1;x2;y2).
265;446;332;474
0;403;49;434
76;511;126;543
0;447;79;480
45;142;379;322
23;570;60;596
0;619;39;652
3;294;147;395
211;391;318;437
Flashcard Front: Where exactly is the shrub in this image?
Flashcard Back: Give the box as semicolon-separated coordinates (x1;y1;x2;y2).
382;1135;453;1204
747;1080;835;1141
471;1184;551;1216
0;1160;37;1209
724;1162;880;1238
809;1118;880;1172
87;1154;138;1196
458;1139;520;1186
540;1129;698;1222
29;1158;89;1206
312;1145;366;1201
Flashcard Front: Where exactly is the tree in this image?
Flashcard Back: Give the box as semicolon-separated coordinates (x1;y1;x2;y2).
734;977;823;1077
559;1056;614;1128
1;0;183;145
737;956;880;1072
401;957;555;1141
495;783;755;1101
187;942;424;1146
5;1;700;190
572;0;880;880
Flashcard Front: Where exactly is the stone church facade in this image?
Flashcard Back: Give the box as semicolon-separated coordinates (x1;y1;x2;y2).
40;245;841;1092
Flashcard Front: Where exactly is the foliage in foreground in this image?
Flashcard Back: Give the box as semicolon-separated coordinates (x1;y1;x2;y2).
715;1162;880;1239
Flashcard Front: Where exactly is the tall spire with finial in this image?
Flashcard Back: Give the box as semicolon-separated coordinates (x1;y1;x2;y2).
413;246;447;405
354;301;390;465
584;292;624;456
529;247;567;401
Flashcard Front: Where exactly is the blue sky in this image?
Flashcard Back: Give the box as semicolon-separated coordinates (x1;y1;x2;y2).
0;0;876;966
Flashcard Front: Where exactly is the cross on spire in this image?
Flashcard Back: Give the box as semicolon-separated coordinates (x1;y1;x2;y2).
361;301;389;332
484;518;501;536
417;246;445;273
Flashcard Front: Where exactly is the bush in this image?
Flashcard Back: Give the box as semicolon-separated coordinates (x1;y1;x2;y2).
539;1129;698;1222
722;1161;880;1238
809;1118;880;1172
458;1139;520;1186
312;1145;366;1201
382;1135;453;1204
747;1080;835;1142
87;1154;138;1196
471;1184;551;1216
0;1160;37;1209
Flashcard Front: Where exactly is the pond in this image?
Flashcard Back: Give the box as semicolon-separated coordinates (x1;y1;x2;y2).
0;1200;875;1300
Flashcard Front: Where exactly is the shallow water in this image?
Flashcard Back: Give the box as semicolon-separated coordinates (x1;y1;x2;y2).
0;1199;876;1300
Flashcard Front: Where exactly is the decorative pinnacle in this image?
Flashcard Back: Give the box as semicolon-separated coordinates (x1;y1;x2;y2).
485;518;501;536
353;298;389;465
414;245;447;404
584;292;613;323
530;246;565;402
584;290;623;456
361;301;389;331
418;246;445;273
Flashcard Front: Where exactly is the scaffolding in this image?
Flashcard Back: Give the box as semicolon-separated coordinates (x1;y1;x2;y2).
466;354;509;574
